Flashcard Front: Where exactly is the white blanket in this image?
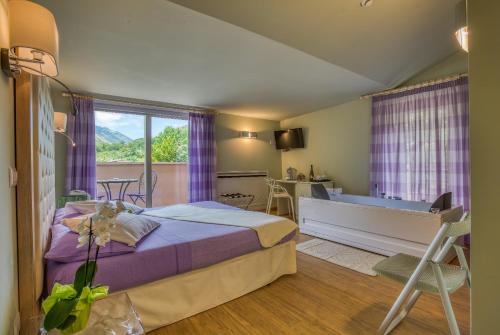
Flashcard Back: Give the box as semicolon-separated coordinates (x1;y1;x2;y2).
144;204;297;248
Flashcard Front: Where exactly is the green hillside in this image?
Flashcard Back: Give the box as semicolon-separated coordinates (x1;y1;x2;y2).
95;125;133;144
96;125;188;163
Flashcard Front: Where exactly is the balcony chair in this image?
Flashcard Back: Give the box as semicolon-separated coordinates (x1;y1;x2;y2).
373;212;471;335
265;177;295;221
127;171;158;205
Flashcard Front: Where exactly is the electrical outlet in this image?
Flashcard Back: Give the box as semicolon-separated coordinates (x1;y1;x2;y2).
8;166;17;187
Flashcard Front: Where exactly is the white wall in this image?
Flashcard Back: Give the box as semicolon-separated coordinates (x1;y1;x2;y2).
0;0;19;334
215;113;282;178
281;99;372;195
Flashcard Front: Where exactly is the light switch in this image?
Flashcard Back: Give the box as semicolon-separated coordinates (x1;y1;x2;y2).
9;167;18;187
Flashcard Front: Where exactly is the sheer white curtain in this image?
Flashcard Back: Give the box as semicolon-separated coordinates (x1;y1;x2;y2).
370;78;470;210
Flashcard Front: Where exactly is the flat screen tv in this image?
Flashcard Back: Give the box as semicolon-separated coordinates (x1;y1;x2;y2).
274;128;304;150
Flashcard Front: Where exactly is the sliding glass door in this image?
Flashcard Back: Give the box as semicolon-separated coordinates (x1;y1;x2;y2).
95;110;188;207
150;116;189;206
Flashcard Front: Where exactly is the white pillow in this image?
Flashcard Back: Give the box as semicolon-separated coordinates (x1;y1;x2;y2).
64;200;143;215
64;201;99;215
111;213;160;247
62;212;159;247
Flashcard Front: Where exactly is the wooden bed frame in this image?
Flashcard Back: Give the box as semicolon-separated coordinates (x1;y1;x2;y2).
15;73;56;335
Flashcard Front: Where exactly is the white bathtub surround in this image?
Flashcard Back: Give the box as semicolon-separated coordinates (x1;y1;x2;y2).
299;196;463;257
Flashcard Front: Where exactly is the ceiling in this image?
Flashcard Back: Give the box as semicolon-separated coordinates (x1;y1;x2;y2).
170;0;462;87
35;0;461;120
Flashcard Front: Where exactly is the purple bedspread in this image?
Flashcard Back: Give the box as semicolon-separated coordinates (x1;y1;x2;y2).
46;201;295;293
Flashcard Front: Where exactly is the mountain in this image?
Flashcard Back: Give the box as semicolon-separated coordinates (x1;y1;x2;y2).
95;125;132;144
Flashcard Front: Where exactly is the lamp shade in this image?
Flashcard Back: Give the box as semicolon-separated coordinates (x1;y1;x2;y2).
455;27;468;53
54;112;67;132
9;0;59;76
454;0;468;52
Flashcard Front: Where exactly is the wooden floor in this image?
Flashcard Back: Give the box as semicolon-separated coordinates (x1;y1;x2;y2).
150;233;470;335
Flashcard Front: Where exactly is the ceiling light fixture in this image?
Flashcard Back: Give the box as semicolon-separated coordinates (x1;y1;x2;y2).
1;0;79;115
454;0;468;52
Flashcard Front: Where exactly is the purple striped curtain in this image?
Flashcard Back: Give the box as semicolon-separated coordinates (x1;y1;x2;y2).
370;77;470;212
188;113;216;202
65;97;97;198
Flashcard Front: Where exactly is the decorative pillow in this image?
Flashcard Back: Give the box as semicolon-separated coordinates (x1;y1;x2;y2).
64;200;144;216
63;200;98;215
110;213;160;247
116;201;145;214
62;213;93;231
45;224;135;263
62;213;160;247
53;208;81;226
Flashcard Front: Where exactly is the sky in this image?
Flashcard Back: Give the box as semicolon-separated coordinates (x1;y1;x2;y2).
95;111;188;139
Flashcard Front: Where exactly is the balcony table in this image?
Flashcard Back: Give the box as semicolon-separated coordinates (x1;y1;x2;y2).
97;178;138;201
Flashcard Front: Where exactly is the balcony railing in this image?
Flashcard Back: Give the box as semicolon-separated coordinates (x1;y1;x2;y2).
96;162;188;207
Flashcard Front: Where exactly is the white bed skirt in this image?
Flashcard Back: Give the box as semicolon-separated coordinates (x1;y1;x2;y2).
115;240;297;331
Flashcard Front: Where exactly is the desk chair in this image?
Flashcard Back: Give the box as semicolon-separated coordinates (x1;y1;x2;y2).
265;178;295;221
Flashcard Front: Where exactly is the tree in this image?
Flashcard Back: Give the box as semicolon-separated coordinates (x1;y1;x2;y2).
151;126;188;162
96;138;144;162
95;125;188;163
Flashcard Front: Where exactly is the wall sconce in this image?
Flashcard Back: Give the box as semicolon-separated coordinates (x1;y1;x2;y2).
1;1;79;115
454;0;468;52
239;131;258;139
54;112;76;147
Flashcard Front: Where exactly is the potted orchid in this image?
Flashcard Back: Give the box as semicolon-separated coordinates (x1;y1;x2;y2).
42;201;127;334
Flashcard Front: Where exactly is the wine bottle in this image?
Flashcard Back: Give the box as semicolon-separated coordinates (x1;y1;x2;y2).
309;164;315;182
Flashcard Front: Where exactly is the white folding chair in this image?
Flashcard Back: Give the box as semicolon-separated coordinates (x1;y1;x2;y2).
373;212;471;335
264;177;295;221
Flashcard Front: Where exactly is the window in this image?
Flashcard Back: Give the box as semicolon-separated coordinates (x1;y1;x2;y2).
94;105;189;207
370;78;470;210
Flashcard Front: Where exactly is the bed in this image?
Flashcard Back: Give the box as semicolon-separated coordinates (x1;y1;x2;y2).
15;74;296;333
46;201;297;331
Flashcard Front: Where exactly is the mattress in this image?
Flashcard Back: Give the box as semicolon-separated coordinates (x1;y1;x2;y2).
46;201;295;293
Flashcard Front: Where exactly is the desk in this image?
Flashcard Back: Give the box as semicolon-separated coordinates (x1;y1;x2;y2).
276;180;334;220
97;178;138;201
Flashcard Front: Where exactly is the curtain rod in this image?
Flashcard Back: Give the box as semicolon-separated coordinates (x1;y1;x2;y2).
360;73;468;99
61;91;217;114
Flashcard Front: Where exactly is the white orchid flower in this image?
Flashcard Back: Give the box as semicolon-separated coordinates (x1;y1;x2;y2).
92;219;113;247
94;232;111;247
76;199;124;250
77;234;90;248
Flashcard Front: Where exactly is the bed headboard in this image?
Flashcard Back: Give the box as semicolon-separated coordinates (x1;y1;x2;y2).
16;73;56;333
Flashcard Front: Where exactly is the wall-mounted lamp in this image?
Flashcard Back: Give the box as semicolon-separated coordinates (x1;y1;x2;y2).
54;112;76;147
454;0;468;53
239;131;258;139
360;0;374;7
1;1;79;115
